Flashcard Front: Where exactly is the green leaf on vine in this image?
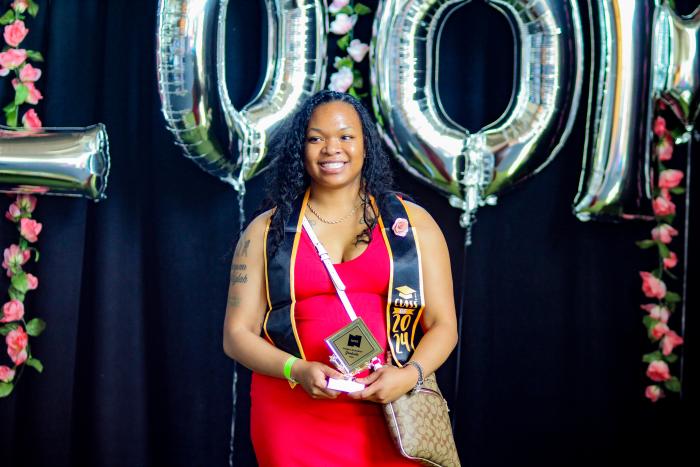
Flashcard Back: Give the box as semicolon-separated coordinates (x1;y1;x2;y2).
664;376;681;393
669;187;685;195
14;83;28;106
354;3;372;15
19;238;28;250
0;10;15;25
334;56;353;70
338;5;354;15
8;286;25;302
337;34;351;51
26;357;43;373
642;351;662;363
26;318;46;337
635;240;655;249
665;353;678;363
28;0;40;17
5;104;18;127
652;267;662;277
25;50;44;62
657;242;670;258
3;101;16;113
352;69;363;89
0;323;19;336
11;272;29;293
0;382;14;397
665;291;681;303
642;315;656;330
34;248;40;262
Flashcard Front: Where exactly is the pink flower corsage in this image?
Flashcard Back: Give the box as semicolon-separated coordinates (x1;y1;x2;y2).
392;218;409;237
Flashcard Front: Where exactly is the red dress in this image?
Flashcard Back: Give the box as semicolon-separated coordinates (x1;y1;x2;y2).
250;225;417;466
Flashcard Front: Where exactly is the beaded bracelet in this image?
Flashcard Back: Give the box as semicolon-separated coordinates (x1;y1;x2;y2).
406;360;424;394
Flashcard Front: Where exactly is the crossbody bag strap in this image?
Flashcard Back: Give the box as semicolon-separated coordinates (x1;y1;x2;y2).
301;217;358;322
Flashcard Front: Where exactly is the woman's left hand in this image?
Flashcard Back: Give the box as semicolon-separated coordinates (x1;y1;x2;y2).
347;365;418;404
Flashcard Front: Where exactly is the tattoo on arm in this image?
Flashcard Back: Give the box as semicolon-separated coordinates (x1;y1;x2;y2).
231;263;248;284
235;238;250;257
227;295;241;308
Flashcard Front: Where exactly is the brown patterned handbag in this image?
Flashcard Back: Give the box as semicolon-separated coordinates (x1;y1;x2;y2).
383;373;461;466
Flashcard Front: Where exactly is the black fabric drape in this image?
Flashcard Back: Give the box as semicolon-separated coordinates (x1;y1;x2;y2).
0;1;696;466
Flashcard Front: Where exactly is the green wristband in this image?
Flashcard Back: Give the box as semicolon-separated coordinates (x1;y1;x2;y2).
283;356;299;383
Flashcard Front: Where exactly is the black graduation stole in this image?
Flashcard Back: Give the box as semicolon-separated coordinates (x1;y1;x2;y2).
262;189;425;367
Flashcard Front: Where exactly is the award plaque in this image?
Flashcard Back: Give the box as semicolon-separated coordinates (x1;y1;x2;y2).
325;317;383;375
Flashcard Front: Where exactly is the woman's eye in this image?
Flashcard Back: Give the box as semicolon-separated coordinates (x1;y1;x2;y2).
307;136;321;143
341;135;354;140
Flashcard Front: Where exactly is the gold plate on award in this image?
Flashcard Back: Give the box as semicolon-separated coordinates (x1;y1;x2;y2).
324;317;383;375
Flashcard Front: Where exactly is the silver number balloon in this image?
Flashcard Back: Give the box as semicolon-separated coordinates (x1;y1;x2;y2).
574;0;700;221
371;0;584;242
156;0;327;213
0;124;110;200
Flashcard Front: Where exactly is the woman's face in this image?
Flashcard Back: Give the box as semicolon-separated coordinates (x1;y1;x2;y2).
304;101;364;191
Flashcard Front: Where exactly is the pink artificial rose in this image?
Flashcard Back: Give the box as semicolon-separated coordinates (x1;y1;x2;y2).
329;13;357;35
646;360;671;382
653;116;667;137
347;39;369;62
1;300;24;323
11;0;28;13
661;330;684;356
656;135;673;161
639;272;666;299
6;326;28;365
0;66;8;77
19;218;42;242
0;48;27;70
16;194;37;213
12;79;42;105
2;244;30;276
26;273;38;290
392;217;409;237
5;202;21;222
640;304;670;323
645;385;663;403
651;223;678;244
658;169;683;189
652;195;676;217
3;20;28;48
22;108;42;129
663;251;678;269
328;0;350;14
328;67;354;93
651;321;669;340
0;365;15;383
19;63;41;82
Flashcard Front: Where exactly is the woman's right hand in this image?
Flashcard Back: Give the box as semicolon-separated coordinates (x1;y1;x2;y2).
291;360;344;399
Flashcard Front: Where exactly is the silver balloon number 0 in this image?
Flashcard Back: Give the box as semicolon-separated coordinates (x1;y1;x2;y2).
371;0;584;243
156;0;327;219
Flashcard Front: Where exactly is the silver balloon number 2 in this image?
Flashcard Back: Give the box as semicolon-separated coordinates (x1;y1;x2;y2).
371;0;584;243
574;0;700;221
156;0;327;220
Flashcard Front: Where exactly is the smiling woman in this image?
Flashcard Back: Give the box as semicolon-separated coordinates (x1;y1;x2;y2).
222;90;459;466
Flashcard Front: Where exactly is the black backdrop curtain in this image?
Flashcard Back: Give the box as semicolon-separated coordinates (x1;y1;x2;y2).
0;1;697;466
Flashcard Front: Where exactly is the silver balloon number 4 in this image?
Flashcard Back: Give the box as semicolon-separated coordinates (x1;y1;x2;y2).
574;0;700;221
156;0;327;220
371;0;584;244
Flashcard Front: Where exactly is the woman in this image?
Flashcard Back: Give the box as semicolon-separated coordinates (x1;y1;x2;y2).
223;90;457;466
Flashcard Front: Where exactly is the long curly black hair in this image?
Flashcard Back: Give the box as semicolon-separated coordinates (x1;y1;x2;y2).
265;90;394;256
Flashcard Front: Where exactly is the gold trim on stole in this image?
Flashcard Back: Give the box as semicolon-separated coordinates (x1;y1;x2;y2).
397;197;426;345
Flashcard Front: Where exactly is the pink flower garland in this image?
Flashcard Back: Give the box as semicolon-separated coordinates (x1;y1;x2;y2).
0;0;46;398
636;108;686;403
326;1;372;97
